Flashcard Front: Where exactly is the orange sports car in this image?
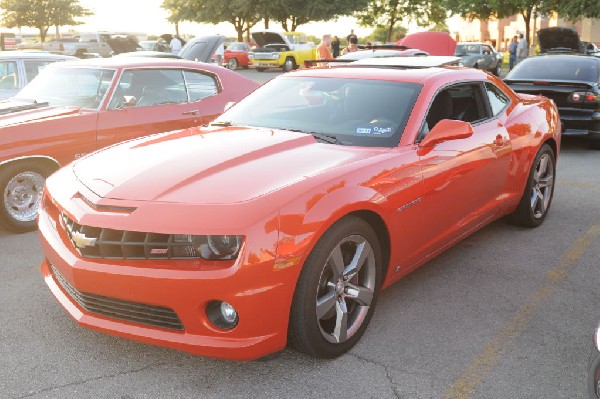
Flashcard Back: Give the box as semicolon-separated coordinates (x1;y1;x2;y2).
39;58;561;360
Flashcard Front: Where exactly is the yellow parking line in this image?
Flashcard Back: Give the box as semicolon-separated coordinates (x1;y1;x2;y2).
444;222;600;399
556;180;600;189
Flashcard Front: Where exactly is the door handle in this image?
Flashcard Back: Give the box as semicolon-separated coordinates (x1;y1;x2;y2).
493;134;505;146
182;110;199;115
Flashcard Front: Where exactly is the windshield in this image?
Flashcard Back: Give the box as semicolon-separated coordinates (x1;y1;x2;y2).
15;66;115;109
214;76;421;147
506;57;600;82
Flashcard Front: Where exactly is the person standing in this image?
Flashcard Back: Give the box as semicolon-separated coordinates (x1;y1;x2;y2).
331;36;340;58
215;41;225;66
508;36;518;70
170;35;182;55
341;36;359;55
316;34;332;65
346;29;357;46
517;33;528;64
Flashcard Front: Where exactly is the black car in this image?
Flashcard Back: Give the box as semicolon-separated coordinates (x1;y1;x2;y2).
505;55;600;149
505;27;600;149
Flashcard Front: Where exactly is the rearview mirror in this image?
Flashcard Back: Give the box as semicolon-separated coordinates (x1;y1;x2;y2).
419;119;473;148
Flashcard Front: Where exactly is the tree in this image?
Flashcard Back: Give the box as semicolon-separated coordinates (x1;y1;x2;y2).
162;0;260;41
0;0;90;42
554;0;600;20
444;0;557;52
355;0;447;42
270;0;369;32
364;25;407;43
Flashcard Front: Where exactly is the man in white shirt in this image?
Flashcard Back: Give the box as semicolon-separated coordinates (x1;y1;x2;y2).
517;33;528;63
170;36;182;55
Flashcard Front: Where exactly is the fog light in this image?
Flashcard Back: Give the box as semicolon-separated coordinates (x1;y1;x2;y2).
206;300;239;329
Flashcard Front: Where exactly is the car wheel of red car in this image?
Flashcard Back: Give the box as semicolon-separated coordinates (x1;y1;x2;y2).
508;144;555;227
0;162;49;233
227;58;238;70
288;216;383;358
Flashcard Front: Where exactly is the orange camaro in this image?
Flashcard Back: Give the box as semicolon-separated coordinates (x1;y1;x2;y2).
39;58;561;360
0;57;258;232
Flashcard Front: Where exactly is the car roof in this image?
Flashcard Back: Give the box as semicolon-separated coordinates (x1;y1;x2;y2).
289;63;488;85
0;50;75;60
52;56;216;70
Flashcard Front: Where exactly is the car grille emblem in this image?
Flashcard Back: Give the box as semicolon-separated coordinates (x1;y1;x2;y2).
71;231;98;249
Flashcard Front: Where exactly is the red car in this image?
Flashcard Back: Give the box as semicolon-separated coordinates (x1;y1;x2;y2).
0;57;258;232
223;42;252;70
39;58;561;361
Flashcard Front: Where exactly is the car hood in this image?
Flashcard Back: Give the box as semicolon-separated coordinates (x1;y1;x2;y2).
538;27;580;52
395;31;456;56
179;35;225;62
0;100;79;126
251;32;287;48
73;127;383;204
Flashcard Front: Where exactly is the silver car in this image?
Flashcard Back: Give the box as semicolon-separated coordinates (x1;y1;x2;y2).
0;51;75;99
455;42;503;76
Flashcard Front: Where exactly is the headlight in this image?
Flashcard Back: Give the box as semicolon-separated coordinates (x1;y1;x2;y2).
172;235;243;260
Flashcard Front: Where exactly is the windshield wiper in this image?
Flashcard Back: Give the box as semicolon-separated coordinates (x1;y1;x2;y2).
310;132;343;145
280;128;342;144
210;121;233;127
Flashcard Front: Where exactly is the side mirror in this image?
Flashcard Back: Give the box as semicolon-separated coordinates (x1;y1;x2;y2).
419;119;473;148
122;96;137;107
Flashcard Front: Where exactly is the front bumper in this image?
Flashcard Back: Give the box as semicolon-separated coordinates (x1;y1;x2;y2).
252;61;281;68
38;197;293;361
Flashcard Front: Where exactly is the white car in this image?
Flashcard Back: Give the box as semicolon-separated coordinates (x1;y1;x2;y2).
0;51;75;99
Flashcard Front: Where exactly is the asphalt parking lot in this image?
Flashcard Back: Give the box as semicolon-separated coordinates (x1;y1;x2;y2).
1;67;599;398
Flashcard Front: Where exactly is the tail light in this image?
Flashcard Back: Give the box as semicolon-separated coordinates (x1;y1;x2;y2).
568;91;599;105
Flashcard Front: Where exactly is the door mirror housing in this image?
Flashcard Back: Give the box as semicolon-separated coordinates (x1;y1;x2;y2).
419;119;473;148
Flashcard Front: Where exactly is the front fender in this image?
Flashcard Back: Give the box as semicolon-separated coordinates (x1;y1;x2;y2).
274;183;388;274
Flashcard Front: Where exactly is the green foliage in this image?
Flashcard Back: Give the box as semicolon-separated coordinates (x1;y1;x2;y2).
163;0;369;38
355;0;447;42
364;25;407;43
0;0;91;42
555;0;600;20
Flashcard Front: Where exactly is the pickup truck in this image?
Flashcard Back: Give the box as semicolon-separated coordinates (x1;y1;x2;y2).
43;32;141;57
248;31;316;72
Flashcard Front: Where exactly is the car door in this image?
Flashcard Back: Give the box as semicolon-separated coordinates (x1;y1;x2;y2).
482;44;495;70
406;81;512;266
95;67;220;149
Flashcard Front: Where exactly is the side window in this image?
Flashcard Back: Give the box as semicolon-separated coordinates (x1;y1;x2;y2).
183;70;218;102
24;61;53;82
482;45;492;54
421;83;489;140
109;69;187;109
485;82;510;116
0;61;17;90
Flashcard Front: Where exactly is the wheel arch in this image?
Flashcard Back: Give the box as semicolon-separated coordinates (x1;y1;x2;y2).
0;155;61;174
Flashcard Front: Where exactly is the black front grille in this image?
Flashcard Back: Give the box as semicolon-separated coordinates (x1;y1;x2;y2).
50;264;184;331
59;212;195;260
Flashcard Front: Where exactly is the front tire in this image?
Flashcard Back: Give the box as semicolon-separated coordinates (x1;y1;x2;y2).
508;144;555;227
282;57;297;72
0;163;49;233
288;216;383;358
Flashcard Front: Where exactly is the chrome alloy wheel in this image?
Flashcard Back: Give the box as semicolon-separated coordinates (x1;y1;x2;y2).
4;171;45;222
315;235;376;344
530;153;554;219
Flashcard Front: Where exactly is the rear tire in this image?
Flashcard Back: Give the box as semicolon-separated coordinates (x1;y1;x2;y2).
0;162;50;233
227;58;238;70
508;144;555;227
288;216;383;358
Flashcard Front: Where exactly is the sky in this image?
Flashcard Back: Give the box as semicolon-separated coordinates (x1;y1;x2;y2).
70;0;375;38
